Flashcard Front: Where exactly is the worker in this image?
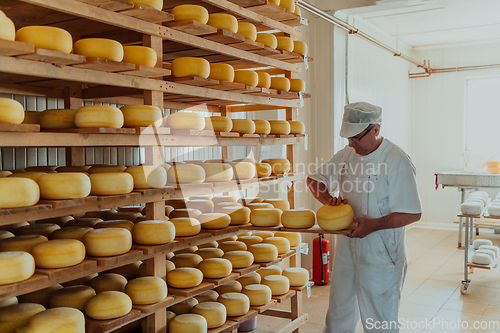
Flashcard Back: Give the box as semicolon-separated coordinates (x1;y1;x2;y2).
306;102;422;333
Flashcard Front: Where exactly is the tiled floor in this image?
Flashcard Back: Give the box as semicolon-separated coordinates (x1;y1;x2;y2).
253;227;500;333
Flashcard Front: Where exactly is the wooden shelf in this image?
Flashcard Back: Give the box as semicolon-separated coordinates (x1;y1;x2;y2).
207;320;240;333
227;309;258;324
85;310;143;333
250;299;277;313
272;289;296;303
204;273;240;286
168;281;215;297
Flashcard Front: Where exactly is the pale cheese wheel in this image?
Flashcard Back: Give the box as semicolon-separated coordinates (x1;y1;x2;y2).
237;22;257;41
198;213;231;229
269;120;291;134
0;303;45;329
249;243;278;262
85;291;132;320
223;206;251;225
282;267;308;287
251;231;274;239
133;220;175;245
317;203;354;231
175;246;199;254
274;231;301;247
95;220;134;233
106;211;143;222
281;209;315;228
171;57;210;78
16;26;72;53
253;120;271;134
243;284;272;306
16;307;85;333
201;163;233;182
479;245;500;257
16;224;60;237
167;267;203;288
204;116;232;132
170;208;202;219
257;71;271;88
125;165;167;189
195;290;219;303
19;285;62;307
108;262;141;280
472;253;492;265
237;232;252;238
270;77;290;91
74;38;123;61
125;277;167;305
261;158;290;174
120;105;162;127
39;109;76;129
234;70;258;87
49;285;96;311
476;249;496;260
217;292;249;317
256;33;277;49
198;258;232;278
191;301;226;328
169;314;207;333
279;0;295;11
263;275;289;295
84;228;132;257
230;162;256;179
207;13;238;32
75;105;124;128
171;5;209;24
88;273;128;293
0;251;35;284
250;208;282;227
0;230;14;241
255;163;272;178
289;79;306;93
487;161;500;167
122;46;157;67
214;280;242;295
187;200;214;213
219;236;238;242
222;250;253;268
263;237;290;254
88;165;126;173
238;197;264;205
237;271;261;288
293;41;307;55
276;36;294;51
169;298;198;315
231;119;255;134
0;14;15;41
171;253;203;268
195;247;224;259
32;239;85;269
487;167;500;174
165;205;176;216
0;178;39;208
263;198;290;211
8;172;46;182
37;172;90;200
0;170;12;177
0;235;47;253
171;217;201;236
65;218;102;228
167;164;206;184
212;196;237;204
239;235;263;248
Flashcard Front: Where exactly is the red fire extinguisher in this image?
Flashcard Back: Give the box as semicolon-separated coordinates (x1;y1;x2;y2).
313;234;329;285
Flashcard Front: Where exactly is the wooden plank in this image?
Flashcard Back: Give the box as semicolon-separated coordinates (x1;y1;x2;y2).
174;232;213;244
85;310;142;333
0;122;40;133
47;127;136;134
216;131;240;137
165;76;220;87
120;65;171;78
38;196;98;209
290;283;311;292
169;129;215;136
200;226;240;237
96;192;142;206
73;58;136;72
203;272;240;286
210;81;246;91
272;290;295;303
132;295;177;314
226;309;258;323
75;0;135;11
165;20;218;36
86;250;144;267
229;39;265;51
278;249;296;260
274;314;308;333
467;261;498;270
0;274;49;299
17;48;86;66
0;39;35;57
250;299;277;313
132;127;171;135
204;29;245;44
168;281;215;297
247;1;298;21
35;260;97;279
238;224;281;232
119;3;174;23
0;204;52;220
241;133;260;138
207;320;239;333
251;46;281;57
132;240;181;255
225;0;265;7
232;263;260;276
258;257;282;268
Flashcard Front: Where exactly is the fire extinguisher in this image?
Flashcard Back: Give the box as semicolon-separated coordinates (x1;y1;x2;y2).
313;233;330;285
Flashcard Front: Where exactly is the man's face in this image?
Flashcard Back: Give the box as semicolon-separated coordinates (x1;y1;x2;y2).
347;124;380;155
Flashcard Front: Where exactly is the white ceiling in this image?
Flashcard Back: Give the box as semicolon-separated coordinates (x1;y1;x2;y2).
335;0;500;48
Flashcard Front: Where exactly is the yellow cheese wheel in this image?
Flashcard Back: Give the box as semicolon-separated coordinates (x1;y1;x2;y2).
36;216;73;227
169;298;198;315
175;247;199;257
89;172;133;195
0;170;12;177
9;172;46;182
32;239;85;269
75;105;124;128
88;165;126;173
16;307;85;333
165;205;176;216
289;79;305;93
487;166;499;174
263;198;290;211
222;207;249;227
74;38;124;61
168;164;206;184
487;161;499;167
279;0;295;12
0;14;15;41
263;236;290;255
171;5;209;24
51;227;93;242
39;109;76;129
208;63;234;82
198;213;231;229
250;208;282;227
106;211;143;221
84;228;132;257
195;247;224;259
0;303;45;332
270;77;290;91
0;178;39;208
247;202;274;211
238;235;263;248
187;200;214;213
214;280;241;295
238;197;264;205
261;158;290;173
195;290;219;303
172;57;210;78
108;262;141;280
18;284;62;307
263;275;289;295
0;251;35;284
171;253;203;268
219;240;247;252
167;111;205;130
256;33;277;49
243;284;272;306
222;250;253;268
237;232;252;238
207;13;238;33
129;0;163;10
122;45;157;67
37;172;90;200
120;105;162;127
95;220;134;233
237;22;257;41
230;162;256;179
274;231;301;247
133;220;175;245
248;243;278;262
256;163;272;178
191;302;226;328
269;120;291;135
219;236;237;242
49;285;96;311
169;314;207;333
237;271;261;288
170;208;202;219
16;26;72;53
288;120;305;134
317;203;354;231
197;258;232;278
294;6;301;15
215;203;242;213
85;291;132;320
276;36;294;52
0;230;14;241
16;224;60;237
125;165;167;188
253;119;270;135
282;267;308;287
217;292;249;317
89;273;127;293
204;116;232;132
256;71;271;89
170;217;201;236
167;267;203;288
0;235;48;253
212;196;237;204
201;163;233;182
125;277;167;305
234;70;258;87
293;41;307;55
249;231;274;240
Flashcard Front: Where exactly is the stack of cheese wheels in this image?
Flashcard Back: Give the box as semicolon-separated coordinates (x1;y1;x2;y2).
263;275;289;296
88;165;127;173
191;302;226;329
270;77;290;91
0;235;48;253
0;303;46;333
0;178;39;208
187;199;214;213
170;298;198;315
274;231;301;247
269;120;291;134
48;285;96;311
317;203;354;231
237;22;257;41
217;293;250;317
289;79;306;93
31;239;85;268
263;236;290;255
89;172;134;195
85;291;132;320
133;220;175;245
125;277;167;305
37;173;91;199
16;26;73;53
257;265;281;279
171;57;210;78
263;198;290;211
250;208;282;227
249;243;278;262
170;208;202;219
51;227;93;242
256;33;277;49
39;109;76;129
88;273;128;293
487;161;500;174
243;284;272;306
169;314;207;333
201;162;233;182
167;111;205;130
168;163;206;184
170;218;201;236
122;45;157;67
125;166;167;188
208;63;234;82
0;9;15;41
204;116;232;132
84;228;132;257
276;36;294;52
281;209;315;228
171;5;209;24
196;248;223;260
253;119;271;134
74;105;124;128
167;267;203;288
234;70;258;87
120;105;162;127
279;0;294;11
288;120;305;134
16;223;60;237
171;253;202;268
282;267;309;287
195;290;219;303
231;119;256;134
219;240;247;252
207;13;238;33
261;158;290;174
293;41;307;56
0;251;35;284
222;251;253;268
237;271;261;288
198;213;231;229
238;235;263;248
230;161;256;179
224;206;251;225
257;71;271;88
197;258;232;278
215;280;241;295
17;307;85;333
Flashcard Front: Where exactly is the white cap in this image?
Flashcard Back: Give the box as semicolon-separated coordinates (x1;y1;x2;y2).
339;102;382;138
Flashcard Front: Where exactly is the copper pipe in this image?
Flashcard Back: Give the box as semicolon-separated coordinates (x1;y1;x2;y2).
409;63;500;78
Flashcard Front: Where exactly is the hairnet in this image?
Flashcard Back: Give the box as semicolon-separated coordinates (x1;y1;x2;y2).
339;102;382;138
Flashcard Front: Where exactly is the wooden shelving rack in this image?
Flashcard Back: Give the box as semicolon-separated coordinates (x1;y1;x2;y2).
0;0;311;331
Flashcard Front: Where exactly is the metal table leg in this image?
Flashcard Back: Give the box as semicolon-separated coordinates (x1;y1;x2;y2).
458;189;466;247
470;216;474;246
461;217;471;294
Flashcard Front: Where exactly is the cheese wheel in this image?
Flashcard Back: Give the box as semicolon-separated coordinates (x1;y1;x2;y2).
170;208;202;219
219;236;238;242
169;314;207;333
24;166;58;172
237;232;252;238
222;251;253;268
276;36;294;51
108;262;141;280
261;158;290;173
253;119;271;134
249;243;278;262
255;163;272;178
274;231;301;247
230;162;256;179
268;120;291;135
263;275;289;295
263;237;290;255
16;307;85;333
129;0;163;10
294;6;301;15
125;277;167;305
19;284;62;307
476;249;496;260
95;220;134;233
293;41;307;55
208;63;234;83
32;239;85;269
84;228;132;257
196;248;224;259
16;26;72;53
167;267;203;288
256;33;277;49
248;203;274;212
75;105;124;128
120;105;162;127
65;218;102;228
36;216;74;227
238;197;264;205
122;45;157;67
288;120;305;134
317;203;354;231
191;302;226;328
212;196;237;204
133;220;175;245
207;13;238;32
198;258;232;278
39;109;76;129
198;213;231;229
125;165;167;189
201;163;233;182
171;5;209;24
0;235;48;253
472;253;492;265
171;253;203;268
195;290;219;303
85;291;132;320
219;240;247;252
0;178;39;208
250;208;282;227
237;22;257;41
217;292;249;317
243;284;272;306
263;198;290;211
239;235;263;248
198;241;218;249
479;245;500;257
0;170;12;177
204;116;232;132
214;280;241;295
16;224;60;237
74;38;123;61
289;79;305;93
187;200;214;213
251;231;274;240
257;71;271;88
234;70;258;87
0;303;45;330
0;251;35;284
170;217;201;236
474;240;493;250
270;77;290;91
237;272;261;289
49;285;96;311
88;165;126;173
106;211;143;222
165;205;176;217
171;57;210;78
0;14;15;41
89;273;127;293
0;230;14;241
9;171;46;182
169;298;198;315
175;246;198;255
168;164;206;184
279;0;295;12
487;167;499;174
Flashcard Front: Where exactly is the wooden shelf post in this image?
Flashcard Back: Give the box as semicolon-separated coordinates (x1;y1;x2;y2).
63;86;85;166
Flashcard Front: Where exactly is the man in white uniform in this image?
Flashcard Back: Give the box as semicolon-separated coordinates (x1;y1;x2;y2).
307;102;422;333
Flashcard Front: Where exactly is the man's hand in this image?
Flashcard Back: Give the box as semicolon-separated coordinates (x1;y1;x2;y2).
327;196;348;206
348;216;379;238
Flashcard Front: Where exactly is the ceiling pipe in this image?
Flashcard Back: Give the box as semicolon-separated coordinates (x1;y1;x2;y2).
409;63;500;78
